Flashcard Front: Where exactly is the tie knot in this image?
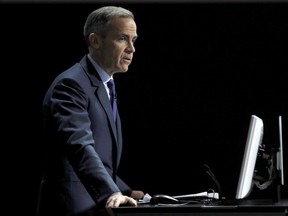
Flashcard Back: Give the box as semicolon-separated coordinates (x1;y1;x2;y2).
107;79;117;101
107;79;115;92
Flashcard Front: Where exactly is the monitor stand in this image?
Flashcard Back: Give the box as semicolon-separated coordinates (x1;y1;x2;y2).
271;147;283;203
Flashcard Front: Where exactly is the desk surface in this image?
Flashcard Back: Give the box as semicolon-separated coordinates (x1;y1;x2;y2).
110;199;288;216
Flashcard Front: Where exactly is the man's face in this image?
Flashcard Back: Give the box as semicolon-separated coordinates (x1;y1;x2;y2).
97;17;138;75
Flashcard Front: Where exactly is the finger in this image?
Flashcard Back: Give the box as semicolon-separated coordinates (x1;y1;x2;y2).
113;199;121;208
106;199;117;208
127;197;137;206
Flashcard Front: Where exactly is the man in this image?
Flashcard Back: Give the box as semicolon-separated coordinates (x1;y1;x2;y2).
36;6;144;216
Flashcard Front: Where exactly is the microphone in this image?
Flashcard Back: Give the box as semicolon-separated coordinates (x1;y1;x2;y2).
202;164;223;200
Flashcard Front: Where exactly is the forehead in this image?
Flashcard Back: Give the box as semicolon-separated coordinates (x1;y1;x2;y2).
107;17;137;35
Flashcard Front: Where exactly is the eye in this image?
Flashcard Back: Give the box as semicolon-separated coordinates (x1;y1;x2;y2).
118;34;137;45
118;35;129;42
120;36;126;41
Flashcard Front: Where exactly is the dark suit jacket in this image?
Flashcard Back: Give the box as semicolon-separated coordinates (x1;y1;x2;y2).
36;55;132;216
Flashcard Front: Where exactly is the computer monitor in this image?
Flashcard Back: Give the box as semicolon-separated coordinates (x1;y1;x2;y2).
235;115;264;199
278;116;284;186
273;115;285;201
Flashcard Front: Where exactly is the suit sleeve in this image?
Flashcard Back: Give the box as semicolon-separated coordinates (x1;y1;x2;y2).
116;176;133;196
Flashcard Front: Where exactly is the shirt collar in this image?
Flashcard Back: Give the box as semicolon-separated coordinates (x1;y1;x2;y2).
87;54;111;83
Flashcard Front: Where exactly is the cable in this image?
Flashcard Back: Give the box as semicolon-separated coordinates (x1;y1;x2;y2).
202;164;223;200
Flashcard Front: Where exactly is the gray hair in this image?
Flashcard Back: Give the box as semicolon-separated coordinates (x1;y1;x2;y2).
83;6;135;46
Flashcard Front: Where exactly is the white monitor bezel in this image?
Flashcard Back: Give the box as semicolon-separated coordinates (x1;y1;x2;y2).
235;115;264;199
278;116;284;185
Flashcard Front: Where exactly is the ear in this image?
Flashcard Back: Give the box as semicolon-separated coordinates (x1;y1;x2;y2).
89;33;101;48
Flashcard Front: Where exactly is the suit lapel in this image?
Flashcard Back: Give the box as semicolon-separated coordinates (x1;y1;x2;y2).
97;86;118;139
79;55;119;143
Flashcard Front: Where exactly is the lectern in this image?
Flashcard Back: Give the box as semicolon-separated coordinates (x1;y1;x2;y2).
110;199;288;216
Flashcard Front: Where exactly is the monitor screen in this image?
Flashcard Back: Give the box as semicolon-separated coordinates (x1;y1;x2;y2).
236;115;264;199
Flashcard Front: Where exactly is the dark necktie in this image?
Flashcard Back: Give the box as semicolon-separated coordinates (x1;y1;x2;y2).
107;79;117;121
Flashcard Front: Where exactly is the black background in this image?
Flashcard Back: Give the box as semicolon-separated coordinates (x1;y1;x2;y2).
1;1;287;215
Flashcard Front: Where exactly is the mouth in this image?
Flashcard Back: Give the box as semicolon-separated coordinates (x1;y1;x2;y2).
122;57;132;64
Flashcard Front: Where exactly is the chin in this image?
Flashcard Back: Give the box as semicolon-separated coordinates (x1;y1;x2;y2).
120;66;129;72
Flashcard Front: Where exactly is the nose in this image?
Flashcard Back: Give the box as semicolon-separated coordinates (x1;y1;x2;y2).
126;41;136;53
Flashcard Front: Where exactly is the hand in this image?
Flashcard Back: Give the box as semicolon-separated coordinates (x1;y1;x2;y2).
106;192;137;208
131;190;145;200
